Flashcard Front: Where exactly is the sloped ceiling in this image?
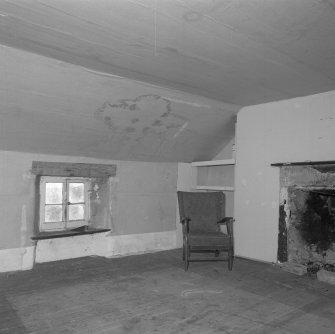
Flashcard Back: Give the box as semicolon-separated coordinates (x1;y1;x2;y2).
1;0;335;162
1;0;335;105
0;46;238;162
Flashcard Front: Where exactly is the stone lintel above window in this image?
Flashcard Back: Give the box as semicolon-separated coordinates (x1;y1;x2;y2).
31;161;117;178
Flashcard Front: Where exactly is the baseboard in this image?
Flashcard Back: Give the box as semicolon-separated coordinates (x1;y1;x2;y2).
235;254;275;264
100;230;177;258
0;246;35;272
35;230;177;263
35;233;101;263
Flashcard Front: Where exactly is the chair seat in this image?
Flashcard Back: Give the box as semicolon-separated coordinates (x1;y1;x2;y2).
189;231;230;247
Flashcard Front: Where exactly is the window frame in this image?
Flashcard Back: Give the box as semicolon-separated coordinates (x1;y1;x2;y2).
39;176;90;232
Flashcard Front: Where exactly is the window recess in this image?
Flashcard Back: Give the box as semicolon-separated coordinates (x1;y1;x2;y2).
31;161;117;239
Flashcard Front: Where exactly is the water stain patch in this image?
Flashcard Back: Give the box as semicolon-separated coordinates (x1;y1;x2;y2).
125;126;136;133
152;120;163;126
95;94;174;130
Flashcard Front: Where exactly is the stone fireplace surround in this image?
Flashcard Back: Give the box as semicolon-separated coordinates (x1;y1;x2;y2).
272;161;335;269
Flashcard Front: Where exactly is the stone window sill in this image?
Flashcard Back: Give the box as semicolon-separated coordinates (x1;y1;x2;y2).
31;226;110;240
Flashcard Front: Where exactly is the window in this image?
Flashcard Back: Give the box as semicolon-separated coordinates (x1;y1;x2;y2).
39;176;90;232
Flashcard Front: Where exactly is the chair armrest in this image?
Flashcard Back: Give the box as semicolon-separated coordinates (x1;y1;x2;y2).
217;217;234;225
217;217;234;236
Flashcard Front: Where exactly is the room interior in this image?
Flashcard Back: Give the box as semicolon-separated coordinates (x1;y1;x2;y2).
1;1;335;333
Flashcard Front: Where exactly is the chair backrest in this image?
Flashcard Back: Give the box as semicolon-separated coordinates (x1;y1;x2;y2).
177;191;225;233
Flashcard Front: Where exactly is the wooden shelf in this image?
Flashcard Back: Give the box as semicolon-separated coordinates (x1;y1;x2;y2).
191;159;235;167
191;159;235;192
194;186;234;191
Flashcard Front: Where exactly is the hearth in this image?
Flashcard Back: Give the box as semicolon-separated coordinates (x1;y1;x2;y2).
272;161;335;270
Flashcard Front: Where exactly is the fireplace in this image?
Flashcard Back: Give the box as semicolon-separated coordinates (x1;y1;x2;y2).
272;161;335;269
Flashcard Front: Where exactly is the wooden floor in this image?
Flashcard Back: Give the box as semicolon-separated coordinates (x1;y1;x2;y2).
1;249;335;334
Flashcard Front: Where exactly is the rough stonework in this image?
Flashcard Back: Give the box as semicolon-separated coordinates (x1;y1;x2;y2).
278;164;335;268
317;269;335;285
281;262;307;276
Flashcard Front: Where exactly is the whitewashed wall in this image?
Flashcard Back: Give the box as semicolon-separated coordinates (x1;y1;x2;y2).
234;90;335;262
0;150;178;272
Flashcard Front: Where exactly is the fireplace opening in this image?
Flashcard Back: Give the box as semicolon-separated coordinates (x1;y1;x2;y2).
273;162;335;276
299;191;335;254
282;187;335;268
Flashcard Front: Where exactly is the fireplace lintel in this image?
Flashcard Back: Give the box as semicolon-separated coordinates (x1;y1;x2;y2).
271;160;335;167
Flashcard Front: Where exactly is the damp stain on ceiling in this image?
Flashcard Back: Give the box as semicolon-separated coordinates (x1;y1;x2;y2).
0;47;238;162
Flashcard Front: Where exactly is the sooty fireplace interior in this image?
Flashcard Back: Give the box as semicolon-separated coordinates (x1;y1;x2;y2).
272;161;335;271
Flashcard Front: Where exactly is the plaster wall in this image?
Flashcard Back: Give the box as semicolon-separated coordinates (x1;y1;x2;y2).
214;137;235;160
0;150;177;270
234;90;335;262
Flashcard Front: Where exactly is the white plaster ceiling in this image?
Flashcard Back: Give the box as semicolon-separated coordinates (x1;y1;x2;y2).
1;0;335;106
1;0;335;162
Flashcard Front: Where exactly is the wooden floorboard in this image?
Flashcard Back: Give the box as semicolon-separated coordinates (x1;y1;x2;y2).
1;249;335;333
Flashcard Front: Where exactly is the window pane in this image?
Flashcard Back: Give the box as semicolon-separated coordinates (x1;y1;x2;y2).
69;183;84;203
45;205;63;222
68;204;84;221
45;183;63;204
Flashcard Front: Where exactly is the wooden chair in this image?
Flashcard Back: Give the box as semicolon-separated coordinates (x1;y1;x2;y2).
177;191;234;271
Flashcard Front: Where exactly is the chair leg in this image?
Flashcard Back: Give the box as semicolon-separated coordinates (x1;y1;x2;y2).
228;256;234;271
185;245;189;271
228;248;234;271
